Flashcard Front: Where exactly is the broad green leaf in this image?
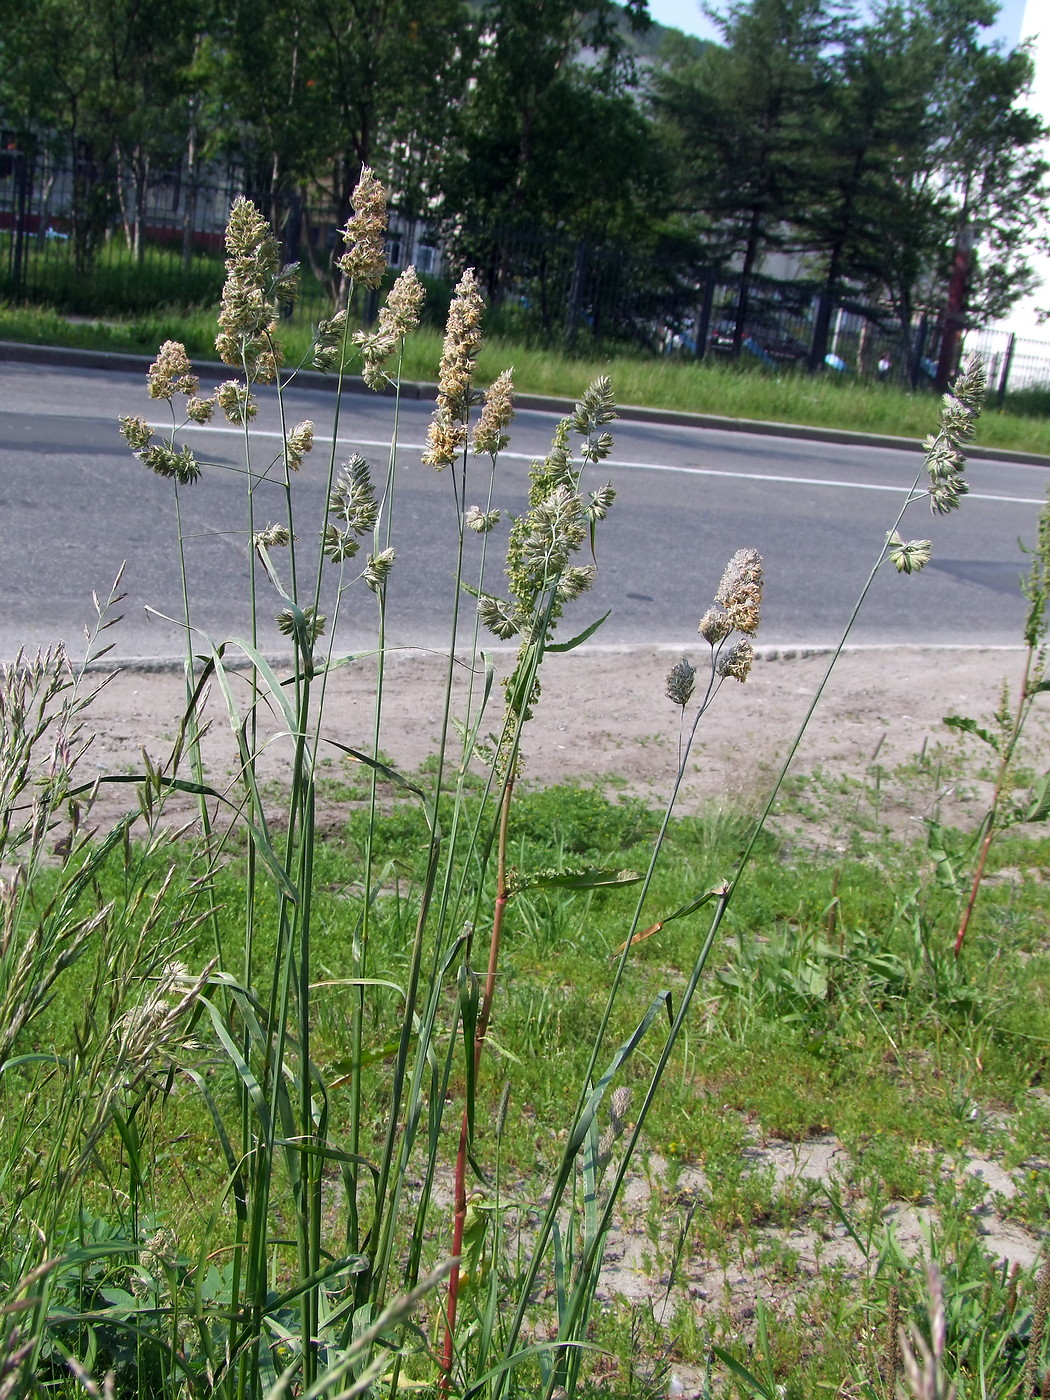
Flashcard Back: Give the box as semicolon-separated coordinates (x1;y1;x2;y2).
520;867;641;892
616;881;729;953
547;610;611;653
1025;770;1050;822
943;714;1000;750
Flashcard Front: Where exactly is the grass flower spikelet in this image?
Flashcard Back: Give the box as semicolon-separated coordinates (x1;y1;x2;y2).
466;505;501;533
472;369;515;456
215;196;293;380
423;269;485;468
478;594;519;638
140;442;201;484
715;548;763;635
666;658;696;706
119;415;153;452
337;167;388;288
925;357;986;515
888;532;932;574
328;455;379;535
717;639;755;682
253;523;291;549
285;420;314;470
354;267;426;389
148;341;198;400
313;311;348;373
276;605;326;644
365;547;396;592
699;606;732;645
216;379;257;425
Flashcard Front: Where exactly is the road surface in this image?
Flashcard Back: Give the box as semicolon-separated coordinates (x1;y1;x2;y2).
1;361;1045;661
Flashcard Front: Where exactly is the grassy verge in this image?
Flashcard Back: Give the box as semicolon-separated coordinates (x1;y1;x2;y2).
2;190;1047;1399
3;302;1049;457
14;767;1050;1397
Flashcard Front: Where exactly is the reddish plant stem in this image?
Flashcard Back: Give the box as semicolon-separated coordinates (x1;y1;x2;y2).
441;777;515;1385
954;824;996;958
954;648;1034;959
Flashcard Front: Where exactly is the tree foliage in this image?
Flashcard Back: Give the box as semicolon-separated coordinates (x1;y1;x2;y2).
0;0;1046;336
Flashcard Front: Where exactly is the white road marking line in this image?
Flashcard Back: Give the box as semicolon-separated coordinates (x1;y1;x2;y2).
165;422;1046;506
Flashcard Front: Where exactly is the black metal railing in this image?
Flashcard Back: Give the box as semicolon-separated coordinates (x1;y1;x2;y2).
2;150;1048;397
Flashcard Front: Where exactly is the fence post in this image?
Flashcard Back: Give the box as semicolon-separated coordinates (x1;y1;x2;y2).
565;240;588;347
808;289;833;373
910;315;929;388
11;149;29;299
997;333;1016;408
695;267;716;360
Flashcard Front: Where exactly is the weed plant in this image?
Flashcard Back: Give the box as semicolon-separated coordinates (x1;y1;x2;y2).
2;173;1048;1400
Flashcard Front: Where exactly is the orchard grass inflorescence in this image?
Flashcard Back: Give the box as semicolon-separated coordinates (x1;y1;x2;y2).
3;171;1050;1400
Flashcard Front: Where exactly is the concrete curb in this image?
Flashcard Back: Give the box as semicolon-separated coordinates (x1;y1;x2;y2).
80;642;1030;674
4;337;1048;467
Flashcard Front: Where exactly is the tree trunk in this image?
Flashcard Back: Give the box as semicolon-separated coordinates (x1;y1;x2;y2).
732;207;763;359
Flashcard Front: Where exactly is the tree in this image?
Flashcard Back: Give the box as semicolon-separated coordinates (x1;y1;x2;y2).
793;3;947;369
652;0;846;357
800;0;1049;374
442;0;663;320
0;0;205;264
211;0;472;296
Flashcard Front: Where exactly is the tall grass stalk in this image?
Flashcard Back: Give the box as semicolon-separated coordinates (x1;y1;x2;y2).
0;169;996;1399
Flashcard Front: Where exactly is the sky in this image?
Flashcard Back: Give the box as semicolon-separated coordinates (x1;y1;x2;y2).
644;0;1030;48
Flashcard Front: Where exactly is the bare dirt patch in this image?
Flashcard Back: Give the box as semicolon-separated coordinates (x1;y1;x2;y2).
80;644;1045;833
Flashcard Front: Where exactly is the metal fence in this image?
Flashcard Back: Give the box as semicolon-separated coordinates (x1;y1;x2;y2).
3;149;1050;398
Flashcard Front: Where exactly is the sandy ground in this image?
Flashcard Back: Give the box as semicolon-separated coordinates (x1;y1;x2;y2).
78;644;1046;835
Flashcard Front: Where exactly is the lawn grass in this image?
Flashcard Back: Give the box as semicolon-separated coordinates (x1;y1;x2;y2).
4;301;1050;457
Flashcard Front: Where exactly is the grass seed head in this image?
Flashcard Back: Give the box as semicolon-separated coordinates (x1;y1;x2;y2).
714;547;763;636
337;167;388;288
717;639;755;683
328;454;379;536
354;270;424;388
472;369;515;456
925;357;985;515
666;658;696;707
253;523;291;549
147;341;198;400
585;484;616;522
888;532;932;574
216;197;291;380
119;415;153;452
477;594;519;639
313;310;348;373
699;606;732;645
285;420;314;470
365;547;396;592
556;563;596;602
383;265;425;337
466;505;501;533
424;269;485;468
216;379;257;425
139;442;201;484
322;523;361;562
276;606;326;644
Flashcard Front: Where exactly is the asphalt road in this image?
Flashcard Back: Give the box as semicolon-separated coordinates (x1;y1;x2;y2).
1;361;1046;661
